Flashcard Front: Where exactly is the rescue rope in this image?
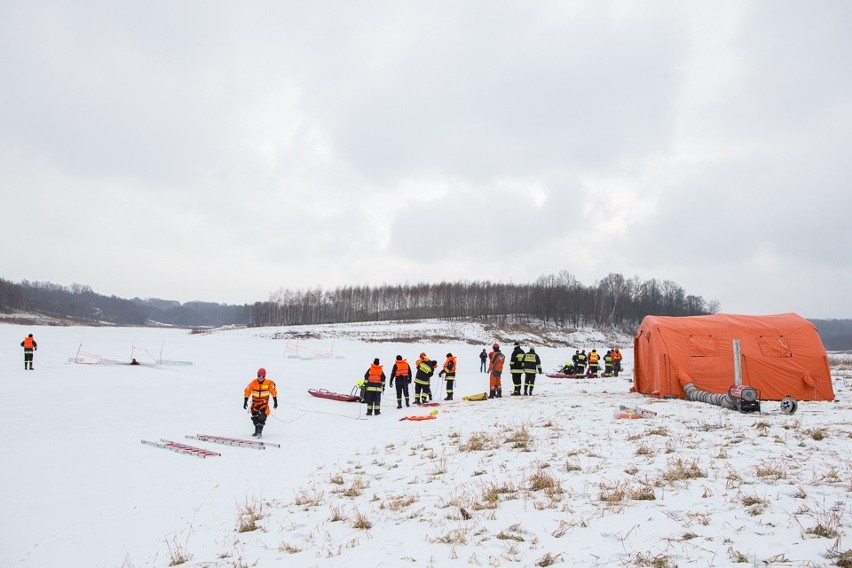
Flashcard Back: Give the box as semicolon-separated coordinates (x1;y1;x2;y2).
271;400;367;422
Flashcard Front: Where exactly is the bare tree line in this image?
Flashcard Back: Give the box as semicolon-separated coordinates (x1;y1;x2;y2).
0;278;249;326
251;271;719;331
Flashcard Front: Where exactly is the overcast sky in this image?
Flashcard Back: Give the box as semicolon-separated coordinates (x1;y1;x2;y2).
1;1;850;318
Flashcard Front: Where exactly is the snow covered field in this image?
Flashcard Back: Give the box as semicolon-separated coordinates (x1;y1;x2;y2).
1;321;850;568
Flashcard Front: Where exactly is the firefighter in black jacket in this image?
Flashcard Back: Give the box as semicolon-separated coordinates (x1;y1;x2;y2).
510;343;526;395
389;355;412;409
438;353;457;400
522;347;542;395
413;353;437;405
576;350;587;376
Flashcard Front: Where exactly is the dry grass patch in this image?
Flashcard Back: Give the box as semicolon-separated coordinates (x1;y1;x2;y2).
342;476;368;498
646;425;670;437
473;482;514;510
659;458;706;485
459;431;499;452
293;486;324;508
635;443;656;457
598;480;628;504
165;535;191;566
634;552;677;567
528;468;562;495
630;485;656;501
806;508;842;539
828;548;852;567
237;497;264;533
536;552;563;566
382;494;418;511
805;427;828;441
278;542;302;554
755;461;787;480
505;424;533;450
352;509;372;530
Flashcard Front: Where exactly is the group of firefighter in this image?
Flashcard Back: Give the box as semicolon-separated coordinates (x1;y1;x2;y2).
559;348;623;377
352;342;545;416
240;343;620;433
356;352;456;416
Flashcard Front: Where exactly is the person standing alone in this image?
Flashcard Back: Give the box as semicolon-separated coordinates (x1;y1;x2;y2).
479;349;488;372
21;334;37;370
488;343;505;398
243;368;278;438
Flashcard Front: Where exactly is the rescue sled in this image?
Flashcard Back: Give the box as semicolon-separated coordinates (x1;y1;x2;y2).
546;372;584;379
307;388;360;402
399;414;437;421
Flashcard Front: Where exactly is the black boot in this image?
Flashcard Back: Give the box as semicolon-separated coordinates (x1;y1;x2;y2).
444;394;453;401
523;386;528;395
252;423;262;437
488;389;496;399
497;388;502;398
528;387;534;396
405;398;410;407
397;401;402;409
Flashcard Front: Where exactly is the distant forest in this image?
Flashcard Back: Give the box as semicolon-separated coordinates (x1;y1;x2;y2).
2;274;850;349
252;272;718;332
0;278;249;327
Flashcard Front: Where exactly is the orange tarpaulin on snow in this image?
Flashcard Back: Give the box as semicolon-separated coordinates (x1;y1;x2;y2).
632;313;834;401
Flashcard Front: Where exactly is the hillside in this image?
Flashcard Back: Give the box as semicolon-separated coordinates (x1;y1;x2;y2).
1;321;850;567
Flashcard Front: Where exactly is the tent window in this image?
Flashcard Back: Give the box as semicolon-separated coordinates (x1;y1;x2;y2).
757;335;792;358
688;335;718;357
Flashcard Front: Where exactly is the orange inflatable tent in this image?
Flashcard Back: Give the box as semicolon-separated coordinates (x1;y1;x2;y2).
632;313;834;401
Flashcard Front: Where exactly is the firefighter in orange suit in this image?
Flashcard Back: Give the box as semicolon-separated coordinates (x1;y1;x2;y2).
612;348;623;377
438;353;457;400
243;367;278;438
488;343;504;398
21;334;37;370
364;358;386;416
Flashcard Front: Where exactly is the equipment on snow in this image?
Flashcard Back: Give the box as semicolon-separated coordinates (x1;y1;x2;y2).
682;382;761;413
308;388;360;402
141;439;221;458
779;396;798;415
187;434;280;449
618;405;657;418
462;392;489;401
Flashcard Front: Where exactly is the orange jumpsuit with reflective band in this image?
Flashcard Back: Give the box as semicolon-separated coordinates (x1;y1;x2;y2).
244;378;277;415
489;351;505;390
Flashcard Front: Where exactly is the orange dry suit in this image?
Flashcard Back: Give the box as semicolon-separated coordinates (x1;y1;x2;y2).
244;378;278;415
488;350;505;394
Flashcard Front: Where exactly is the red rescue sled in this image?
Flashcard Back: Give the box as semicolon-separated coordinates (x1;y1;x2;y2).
308;388;360;402
546;373;583;379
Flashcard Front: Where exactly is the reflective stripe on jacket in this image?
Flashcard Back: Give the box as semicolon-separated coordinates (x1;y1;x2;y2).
244;378;277;415
365;363;385;391
442;356;457;377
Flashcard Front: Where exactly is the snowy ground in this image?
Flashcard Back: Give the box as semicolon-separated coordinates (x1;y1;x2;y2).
1;321;850;568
